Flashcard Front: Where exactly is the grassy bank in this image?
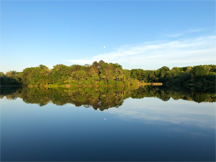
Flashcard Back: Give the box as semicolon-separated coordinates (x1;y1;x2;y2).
27;82;163;88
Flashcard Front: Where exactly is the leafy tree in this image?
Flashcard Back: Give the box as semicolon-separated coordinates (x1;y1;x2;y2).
192;66;208;77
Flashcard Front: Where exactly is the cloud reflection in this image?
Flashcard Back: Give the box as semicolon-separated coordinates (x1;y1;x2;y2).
105;98;215;129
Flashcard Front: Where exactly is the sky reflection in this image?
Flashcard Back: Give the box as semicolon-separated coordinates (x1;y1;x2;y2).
105;97;215;129
1;95;215;161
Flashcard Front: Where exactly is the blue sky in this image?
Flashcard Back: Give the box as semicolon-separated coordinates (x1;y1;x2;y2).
0;1;215;73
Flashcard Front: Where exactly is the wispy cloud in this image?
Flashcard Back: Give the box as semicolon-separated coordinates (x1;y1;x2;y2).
166;33;182;37
188;28;205;32
69;35;216;70
166;28;206;37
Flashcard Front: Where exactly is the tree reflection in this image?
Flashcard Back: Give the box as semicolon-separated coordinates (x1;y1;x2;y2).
1;85;215;109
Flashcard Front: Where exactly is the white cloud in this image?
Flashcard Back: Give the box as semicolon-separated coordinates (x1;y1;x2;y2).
69;35;216;70
188;28;205;32
166;28;206;37
166;33;182;37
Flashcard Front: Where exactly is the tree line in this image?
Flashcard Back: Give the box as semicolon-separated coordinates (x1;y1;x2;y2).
0;60;215;87
131;65;216;88
0;60;139;86
0;71;22;85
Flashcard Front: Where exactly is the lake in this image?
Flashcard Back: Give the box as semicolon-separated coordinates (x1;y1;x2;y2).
0;86;215;161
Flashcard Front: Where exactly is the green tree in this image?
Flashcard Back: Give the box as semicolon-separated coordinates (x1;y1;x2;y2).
192;66;208;77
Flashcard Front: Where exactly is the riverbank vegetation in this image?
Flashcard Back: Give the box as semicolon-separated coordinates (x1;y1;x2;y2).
0;61;140;86
131;65;216;88
0;60;215;88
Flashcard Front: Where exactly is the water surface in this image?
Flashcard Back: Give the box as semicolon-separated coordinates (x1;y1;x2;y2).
0;86;215;161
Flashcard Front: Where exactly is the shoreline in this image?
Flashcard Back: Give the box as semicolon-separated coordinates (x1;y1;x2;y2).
0;82;164;88
27;82;163;88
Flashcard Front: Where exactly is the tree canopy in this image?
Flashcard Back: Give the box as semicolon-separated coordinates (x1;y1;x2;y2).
0;61;215;88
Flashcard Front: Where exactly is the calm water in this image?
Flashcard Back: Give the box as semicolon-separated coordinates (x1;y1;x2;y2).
0;86;215;161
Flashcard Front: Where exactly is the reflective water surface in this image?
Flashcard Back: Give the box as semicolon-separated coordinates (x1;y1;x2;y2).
0;86;215;161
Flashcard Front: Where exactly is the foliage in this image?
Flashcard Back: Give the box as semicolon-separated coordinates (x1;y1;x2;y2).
1;61;215;89
192;65;208;77
131;64;215;87
0;71;22;85
1;61;141;86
